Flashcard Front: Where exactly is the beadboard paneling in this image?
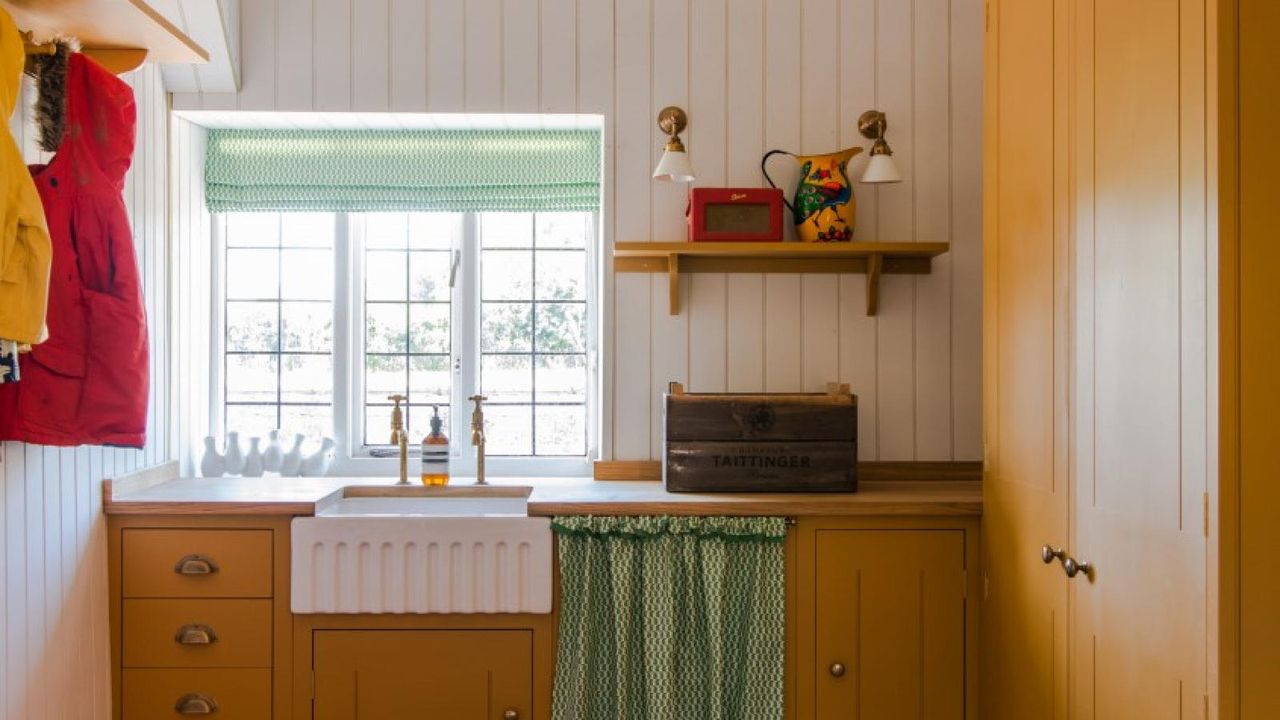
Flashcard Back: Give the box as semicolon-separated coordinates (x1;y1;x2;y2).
173;0;984;462
1;65;170;719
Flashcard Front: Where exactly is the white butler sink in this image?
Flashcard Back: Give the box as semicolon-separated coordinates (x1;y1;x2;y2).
291;485;552;615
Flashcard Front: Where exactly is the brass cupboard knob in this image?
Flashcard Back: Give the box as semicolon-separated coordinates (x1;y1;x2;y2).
174;693;218;715
1063;557;1092;579
503;710;520;720
175;624;218;645
1040;545;1065;565
829;662;846;678
174;554;219;575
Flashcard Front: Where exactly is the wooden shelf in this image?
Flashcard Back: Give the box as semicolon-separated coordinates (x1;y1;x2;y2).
613;241;949;316
4;0;209;70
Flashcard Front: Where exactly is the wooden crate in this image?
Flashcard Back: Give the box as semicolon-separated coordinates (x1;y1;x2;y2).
662;383;858;493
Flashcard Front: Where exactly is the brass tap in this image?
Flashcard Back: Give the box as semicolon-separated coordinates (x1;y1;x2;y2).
468;395;488;485
388;394;409;485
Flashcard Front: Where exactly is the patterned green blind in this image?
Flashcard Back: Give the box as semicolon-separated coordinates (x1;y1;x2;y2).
204;128;601;213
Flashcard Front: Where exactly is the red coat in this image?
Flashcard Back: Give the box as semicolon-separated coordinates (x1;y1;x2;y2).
0;54;148;448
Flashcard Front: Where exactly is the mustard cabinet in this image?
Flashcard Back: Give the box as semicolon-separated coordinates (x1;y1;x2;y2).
108;517;294;720
793;518;980;719
982;0;1213;716
311;630;533;719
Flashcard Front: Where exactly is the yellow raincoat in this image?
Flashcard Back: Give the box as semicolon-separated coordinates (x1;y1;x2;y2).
0;8;51;345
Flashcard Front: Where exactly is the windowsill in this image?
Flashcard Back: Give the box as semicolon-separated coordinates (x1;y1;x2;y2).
326;453;594;479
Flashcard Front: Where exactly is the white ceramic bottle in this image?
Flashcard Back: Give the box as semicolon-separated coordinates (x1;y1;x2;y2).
279;433;306;476
299;437;336;477
262;429;284;472
223;431;245;475
243;437;265;477
199;436;225;478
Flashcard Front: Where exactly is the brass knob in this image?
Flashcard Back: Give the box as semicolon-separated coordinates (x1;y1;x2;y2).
174;693;218;715
503;710;519;720
174;554;218;575
175;624;217;645
829;662;846;678
1063;557;1092;579
1040;545;1065;565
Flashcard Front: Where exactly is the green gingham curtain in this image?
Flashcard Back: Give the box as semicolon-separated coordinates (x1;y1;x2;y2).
204;128;601;213
551;516;786;720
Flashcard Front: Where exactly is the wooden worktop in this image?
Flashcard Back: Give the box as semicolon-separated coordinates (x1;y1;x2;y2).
103;464;981;517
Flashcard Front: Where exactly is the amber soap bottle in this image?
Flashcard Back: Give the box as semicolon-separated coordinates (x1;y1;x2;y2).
421;405;450;486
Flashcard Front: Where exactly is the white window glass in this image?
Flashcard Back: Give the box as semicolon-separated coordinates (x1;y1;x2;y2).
223;212;335;441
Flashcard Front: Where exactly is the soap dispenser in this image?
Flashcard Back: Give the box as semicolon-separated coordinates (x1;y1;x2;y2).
421;405;450;486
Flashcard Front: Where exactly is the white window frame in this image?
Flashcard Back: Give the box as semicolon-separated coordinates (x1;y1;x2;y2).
211;211;600;479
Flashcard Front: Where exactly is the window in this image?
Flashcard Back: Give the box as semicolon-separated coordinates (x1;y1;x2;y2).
216;209;597;475
222;213;335;440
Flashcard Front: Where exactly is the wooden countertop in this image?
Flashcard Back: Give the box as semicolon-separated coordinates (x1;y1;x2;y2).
104;465;981;517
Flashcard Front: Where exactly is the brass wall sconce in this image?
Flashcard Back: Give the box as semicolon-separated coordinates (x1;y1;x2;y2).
653;106;695;182
857;110;903;184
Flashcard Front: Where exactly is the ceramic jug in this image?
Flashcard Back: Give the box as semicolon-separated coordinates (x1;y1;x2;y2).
279;433;306;476
762;145;863;242
262;429;284;472
243;437;265;477
223;431;245;475
300;437;336;477
200;437;225;478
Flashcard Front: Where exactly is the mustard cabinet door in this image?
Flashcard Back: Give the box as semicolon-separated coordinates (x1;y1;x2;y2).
1068;0;1209;715
313;630;532;720
980;0;1072;718
814;530;966;719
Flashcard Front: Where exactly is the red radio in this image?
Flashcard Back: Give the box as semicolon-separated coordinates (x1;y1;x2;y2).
687;187;784;242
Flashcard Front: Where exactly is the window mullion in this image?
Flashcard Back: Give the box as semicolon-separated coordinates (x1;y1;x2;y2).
333;212;354;458
453;213;481;476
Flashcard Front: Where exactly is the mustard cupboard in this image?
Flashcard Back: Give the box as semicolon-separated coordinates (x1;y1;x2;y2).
983;0;1213;716
107;511;979;719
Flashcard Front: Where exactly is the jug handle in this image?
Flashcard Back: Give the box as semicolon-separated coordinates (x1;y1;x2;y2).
761;150;797;215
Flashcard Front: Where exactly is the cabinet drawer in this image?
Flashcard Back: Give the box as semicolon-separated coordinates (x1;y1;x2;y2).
123;599;272;668
122;668;270;719
123;529;272;598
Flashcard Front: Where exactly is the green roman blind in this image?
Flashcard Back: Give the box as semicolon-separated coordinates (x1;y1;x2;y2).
204;128;601;213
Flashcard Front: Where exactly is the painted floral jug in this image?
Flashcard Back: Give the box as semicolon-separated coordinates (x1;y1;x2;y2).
762;145;863;242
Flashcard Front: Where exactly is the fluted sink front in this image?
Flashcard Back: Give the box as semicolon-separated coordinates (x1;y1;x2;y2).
291;485;552;614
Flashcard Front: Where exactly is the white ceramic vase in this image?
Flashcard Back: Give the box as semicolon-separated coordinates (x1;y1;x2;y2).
279;433;306;476
223;431;245;475
243;437;265;477
262;430;284;472
199;436;225;478
299;437;336;477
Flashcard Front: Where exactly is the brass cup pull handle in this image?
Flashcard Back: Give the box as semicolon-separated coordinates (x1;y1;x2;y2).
1063;557;1092;579
174;693;218;715
829;662;846;678
1040;545;1066;565
174;554;219;576
175;624;218;645
503;710;520;720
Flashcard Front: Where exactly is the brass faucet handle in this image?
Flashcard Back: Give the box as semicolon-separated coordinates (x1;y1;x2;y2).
468;394;488;406
387;394;408;444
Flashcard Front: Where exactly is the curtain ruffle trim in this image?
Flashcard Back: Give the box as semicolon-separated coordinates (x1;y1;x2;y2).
551;515;787;541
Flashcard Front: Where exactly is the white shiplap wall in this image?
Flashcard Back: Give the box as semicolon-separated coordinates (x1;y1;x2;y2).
1;65;170;718
174;0;984;462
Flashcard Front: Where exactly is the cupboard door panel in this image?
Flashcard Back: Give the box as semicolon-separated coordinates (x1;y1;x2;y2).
313;630;532;720
815;530;965;719
1070;0;1209;716
981;0;1071;717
